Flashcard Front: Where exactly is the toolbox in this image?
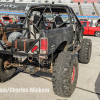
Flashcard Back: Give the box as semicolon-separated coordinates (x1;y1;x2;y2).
12;39;35;51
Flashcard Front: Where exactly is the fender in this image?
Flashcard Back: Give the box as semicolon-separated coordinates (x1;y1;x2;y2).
40;25;74;55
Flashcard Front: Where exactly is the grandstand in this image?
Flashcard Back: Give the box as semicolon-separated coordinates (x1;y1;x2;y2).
73;0;84;3
0;0;100;16
81;3;96;15
95;3;100;15
0;0;99;3
67;3;80;15
0;0;13;2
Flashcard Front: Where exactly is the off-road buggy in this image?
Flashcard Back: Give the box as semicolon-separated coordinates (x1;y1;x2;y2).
0;4;92;97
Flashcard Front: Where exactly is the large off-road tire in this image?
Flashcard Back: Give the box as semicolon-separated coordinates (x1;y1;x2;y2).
0;55;17;82
78;38;92;64
52;51;79;97
8;32;25;43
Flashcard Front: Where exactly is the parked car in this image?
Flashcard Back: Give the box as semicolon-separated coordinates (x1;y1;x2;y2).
2;16;13;25
80;19;88;21
0;4;92;97
80;21;100;37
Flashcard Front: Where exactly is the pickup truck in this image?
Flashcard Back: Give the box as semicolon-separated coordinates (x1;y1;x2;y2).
80;21;100;37
2;16;13;25
0;4;92;97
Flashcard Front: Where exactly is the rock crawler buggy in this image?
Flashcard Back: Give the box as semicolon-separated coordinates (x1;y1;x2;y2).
0;4;92;97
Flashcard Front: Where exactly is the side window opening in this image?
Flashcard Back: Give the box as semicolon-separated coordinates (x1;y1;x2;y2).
83;22;87;27
69;8;78;25
55;9;70;28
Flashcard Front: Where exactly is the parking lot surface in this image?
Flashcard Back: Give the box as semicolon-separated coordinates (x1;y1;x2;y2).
0;36;100;100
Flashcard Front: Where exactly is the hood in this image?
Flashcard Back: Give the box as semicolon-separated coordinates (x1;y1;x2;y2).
2;16;10;20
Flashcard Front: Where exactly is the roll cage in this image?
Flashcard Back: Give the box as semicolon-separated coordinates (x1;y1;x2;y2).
23;4;82;38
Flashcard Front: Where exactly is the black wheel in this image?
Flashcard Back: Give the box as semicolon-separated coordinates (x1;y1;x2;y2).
95;31;100;37
0;55;17;82
52;51;79;97
78;38;92;64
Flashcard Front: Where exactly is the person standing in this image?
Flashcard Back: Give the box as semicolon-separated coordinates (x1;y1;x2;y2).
18;17;21;24
91;19;93;26
13;17;16;24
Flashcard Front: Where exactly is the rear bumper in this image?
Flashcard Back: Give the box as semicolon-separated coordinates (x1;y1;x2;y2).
0;50;39;58
0;50;48;59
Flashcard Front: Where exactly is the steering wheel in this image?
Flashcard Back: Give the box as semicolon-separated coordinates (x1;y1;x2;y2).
46;21;50;29
43;20;51;29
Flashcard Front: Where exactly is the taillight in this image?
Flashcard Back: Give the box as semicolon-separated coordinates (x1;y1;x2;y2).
31;45;38;53
40;38;48;54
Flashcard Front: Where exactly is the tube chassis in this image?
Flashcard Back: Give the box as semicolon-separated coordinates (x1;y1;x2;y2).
0;4;84;72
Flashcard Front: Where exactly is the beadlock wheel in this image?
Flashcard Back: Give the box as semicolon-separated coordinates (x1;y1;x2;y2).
52;51;79;97
71;66;75;84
